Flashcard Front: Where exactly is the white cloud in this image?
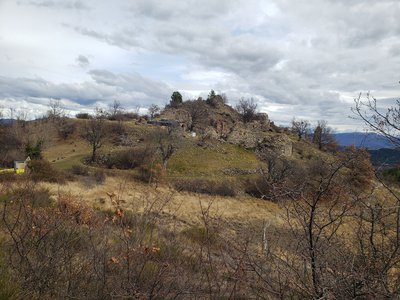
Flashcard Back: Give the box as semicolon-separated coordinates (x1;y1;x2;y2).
0;0;398;130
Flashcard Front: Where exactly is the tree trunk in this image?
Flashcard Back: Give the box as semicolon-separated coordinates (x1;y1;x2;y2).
91;145;97;162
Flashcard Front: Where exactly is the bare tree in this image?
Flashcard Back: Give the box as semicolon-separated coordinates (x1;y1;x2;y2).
235;98;258;123
108;100;123;120
353;92;400;147
158;133;174;170
82;108;106;162
258;152;373;298
8;107;15;120
132;105;141;117
152;126;181;170
220;93;228;104
312;120;337;151
185;99;207;131
350;89;400;297
148;104;160;119
47;99;65;121
292;118;310;140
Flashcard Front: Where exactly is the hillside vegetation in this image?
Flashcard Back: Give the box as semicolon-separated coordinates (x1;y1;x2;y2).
0;95;399;299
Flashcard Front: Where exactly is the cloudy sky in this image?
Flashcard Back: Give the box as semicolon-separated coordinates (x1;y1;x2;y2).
0;0;399;130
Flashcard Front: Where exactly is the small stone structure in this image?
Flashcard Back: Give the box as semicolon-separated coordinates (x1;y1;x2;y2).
14;156;31;174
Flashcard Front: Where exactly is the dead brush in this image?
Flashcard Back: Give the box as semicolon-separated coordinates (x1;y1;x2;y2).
57;192;94;225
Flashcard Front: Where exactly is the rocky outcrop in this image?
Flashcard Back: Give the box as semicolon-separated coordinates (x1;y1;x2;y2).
256;135;293;158
226;121;271;149
159;97;277;149
227;127;261;148
161;108;191;130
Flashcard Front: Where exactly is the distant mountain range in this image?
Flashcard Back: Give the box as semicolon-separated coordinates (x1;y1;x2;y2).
333;132;397;150
333;132;400;167
0;118;16;125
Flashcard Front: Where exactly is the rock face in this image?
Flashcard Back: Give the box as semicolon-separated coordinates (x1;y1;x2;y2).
226;120;269;149
160;96;270;146
256;135;293;157
160;109;191;130
158;97;294;157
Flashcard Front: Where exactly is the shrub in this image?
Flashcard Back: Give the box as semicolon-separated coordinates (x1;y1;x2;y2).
75;112;91;119
100;147;155;170
70;164;89;176
173;179;236;197
11;187;53;208
136;166;153;183
0;171;17;183
121;112;140;120
235;98;258;123
244;177;272;199
136;164;165;185
108;121;126;136
29;159;67;184
25;140;43;159
93;170;106;184
58;120;76;139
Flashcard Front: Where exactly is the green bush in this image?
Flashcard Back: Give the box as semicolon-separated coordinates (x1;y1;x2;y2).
25;140;43;159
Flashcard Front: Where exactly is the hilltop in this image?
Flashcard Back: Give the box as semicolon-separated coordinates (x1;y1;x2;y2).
1;95;396;299
0;95;340;223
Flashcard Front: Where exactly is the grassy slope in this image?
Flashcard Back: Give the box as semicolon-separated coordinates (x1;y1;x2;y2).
39;119;277;228
43;139;90;170
168;139;260;180
38;119;342;230
43;120;262;182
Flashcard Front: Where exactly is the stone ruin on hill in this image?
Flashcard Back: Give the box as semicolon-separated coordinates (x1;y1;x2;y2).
158;95;292;157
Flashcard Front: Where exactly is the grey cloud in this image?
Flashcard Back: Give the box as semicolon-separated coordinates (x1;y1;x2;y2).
69;26;141;49
0;71;171;108
129;0;235;21
66;1;399;119
389;45;400;57
19;0;89;10
76;55;89;68
88;69;171;101
3;0;400;129
0;75;102;105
